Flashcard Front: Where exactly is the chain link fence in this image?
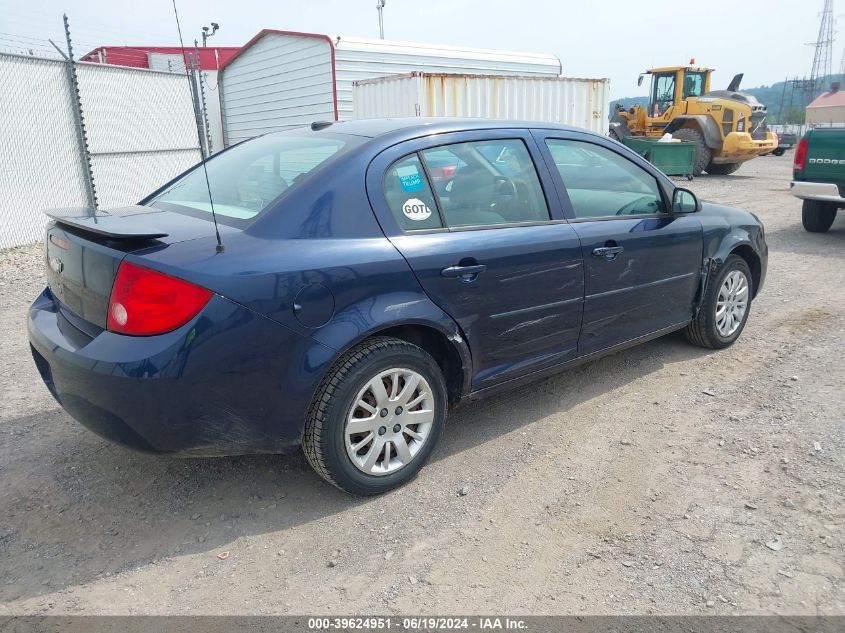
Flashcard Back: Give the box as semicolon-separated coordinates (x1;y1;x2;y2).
0;51;203;249
0;53;90;249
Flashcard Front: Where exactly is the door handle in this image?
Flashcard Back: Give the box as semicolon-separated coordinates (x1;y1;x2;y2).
441;264;487;281
592;246;624;261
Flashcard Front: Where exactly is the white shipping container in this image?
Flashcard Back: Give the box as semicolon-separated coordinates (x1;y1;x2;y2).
353;72;610;134
218;30;562;145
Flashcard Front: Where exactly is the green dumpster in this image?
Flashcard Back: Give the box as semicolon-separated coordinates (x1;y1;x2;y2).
621;137;696;180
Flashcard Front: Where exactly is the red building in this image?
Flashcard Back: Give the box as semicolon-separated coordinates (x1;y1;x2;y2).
80;46;239;71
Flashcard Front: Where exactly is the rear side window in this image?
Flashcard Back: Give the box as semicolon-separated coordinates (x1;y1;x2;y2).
546;139;666;219
384;155;444;231
150;133;358;226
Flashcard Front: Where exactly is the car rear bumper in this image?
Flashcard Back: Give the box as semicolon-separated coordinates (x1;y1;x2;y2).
28;288;335;456
790;180;845;205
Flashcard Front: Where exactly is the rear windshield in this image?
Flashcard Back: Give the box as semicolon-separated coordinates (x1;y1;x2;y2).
148;132;359;225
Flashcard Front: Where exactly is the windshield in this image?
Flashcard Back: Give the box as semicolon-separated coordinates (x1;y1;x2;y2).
149;132;358;225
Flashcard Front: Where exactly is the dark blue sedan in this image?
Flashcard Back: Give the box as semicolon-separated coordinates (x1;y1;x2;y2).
28;118;767;495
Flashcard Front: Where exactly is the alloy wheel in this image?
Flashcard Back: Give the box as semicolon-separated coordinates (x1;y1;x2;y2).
715;270;749;337
344;368;435;476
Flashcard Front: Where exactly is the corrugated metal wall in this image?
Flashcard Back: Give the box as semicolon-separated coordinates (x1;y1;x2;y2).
219;32;563;143
0;53;201;249
220;34;335;145
332;37;562;122
353;73;610;134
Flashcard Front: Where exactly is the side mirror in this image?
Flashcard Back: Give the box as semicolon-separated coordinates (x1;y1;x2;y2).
637;74;645;87
672;188;699;213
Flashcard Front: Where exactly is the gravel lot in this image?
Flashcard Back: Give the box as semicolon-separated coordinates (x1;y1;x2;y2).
0;154;843;615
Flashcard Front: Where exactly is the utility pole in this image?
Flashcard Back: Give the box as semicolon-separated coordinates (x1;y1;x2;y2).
201;22;219;47
377;0;386;39
187;40;209;159
193;39;212;156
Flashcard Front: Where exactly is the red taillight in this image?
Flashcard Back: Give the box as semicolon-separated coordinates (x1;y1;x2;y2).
793;138;808;172
107;261;212;336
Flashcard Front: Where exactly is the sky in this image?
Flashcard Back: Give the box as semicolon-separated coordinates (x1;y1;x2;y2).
0;0;831;99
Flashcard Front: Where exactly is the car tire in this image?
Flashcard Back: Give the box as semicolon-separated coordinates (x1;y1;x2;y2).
801;199;838;233
706;162;742;176
671;127;711;176
772;148;786;157
685;254;753;350
302;337;447;495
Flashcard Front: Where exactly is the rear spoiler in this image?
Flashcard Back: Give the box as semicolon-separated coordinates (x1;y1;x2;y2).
44;206;169;240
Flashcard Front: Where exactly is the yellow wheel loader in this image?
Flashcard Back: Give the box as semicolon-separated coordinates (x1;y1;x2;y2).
609;63;778;176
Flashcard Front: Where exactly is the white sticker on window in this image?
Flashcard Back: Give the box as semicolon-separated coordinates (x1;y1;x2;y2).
402;198;432;221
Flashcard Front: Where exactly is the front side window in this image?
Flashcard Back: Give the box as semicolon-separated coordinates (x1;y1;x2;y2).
421;139;550;228
150;133;357;225
546;139;666;219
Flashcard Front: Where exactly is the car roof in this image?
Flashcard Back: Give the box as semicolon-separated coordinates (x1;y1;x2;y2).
300;117;589;142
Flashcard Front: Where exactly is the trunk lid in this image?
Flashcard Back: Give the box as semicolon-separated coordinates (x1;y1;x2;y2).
44;205;227;330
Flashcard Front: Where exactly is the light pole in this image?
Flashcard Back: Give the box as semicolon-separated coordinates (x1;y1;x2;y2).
201;22;219;47
376;1;385;39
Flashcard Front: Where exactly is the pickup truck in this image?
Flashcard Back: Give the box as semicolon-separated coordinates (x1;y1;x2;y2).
771;131;797;156
791;127;845;232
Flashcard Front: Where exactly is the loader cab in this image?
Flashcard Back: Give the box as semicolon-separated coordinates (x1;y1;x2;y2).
644;66;713;119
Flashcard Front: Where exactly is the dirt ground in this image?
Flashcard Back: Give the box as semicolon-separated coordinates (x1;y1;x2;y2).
0;154;843;616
